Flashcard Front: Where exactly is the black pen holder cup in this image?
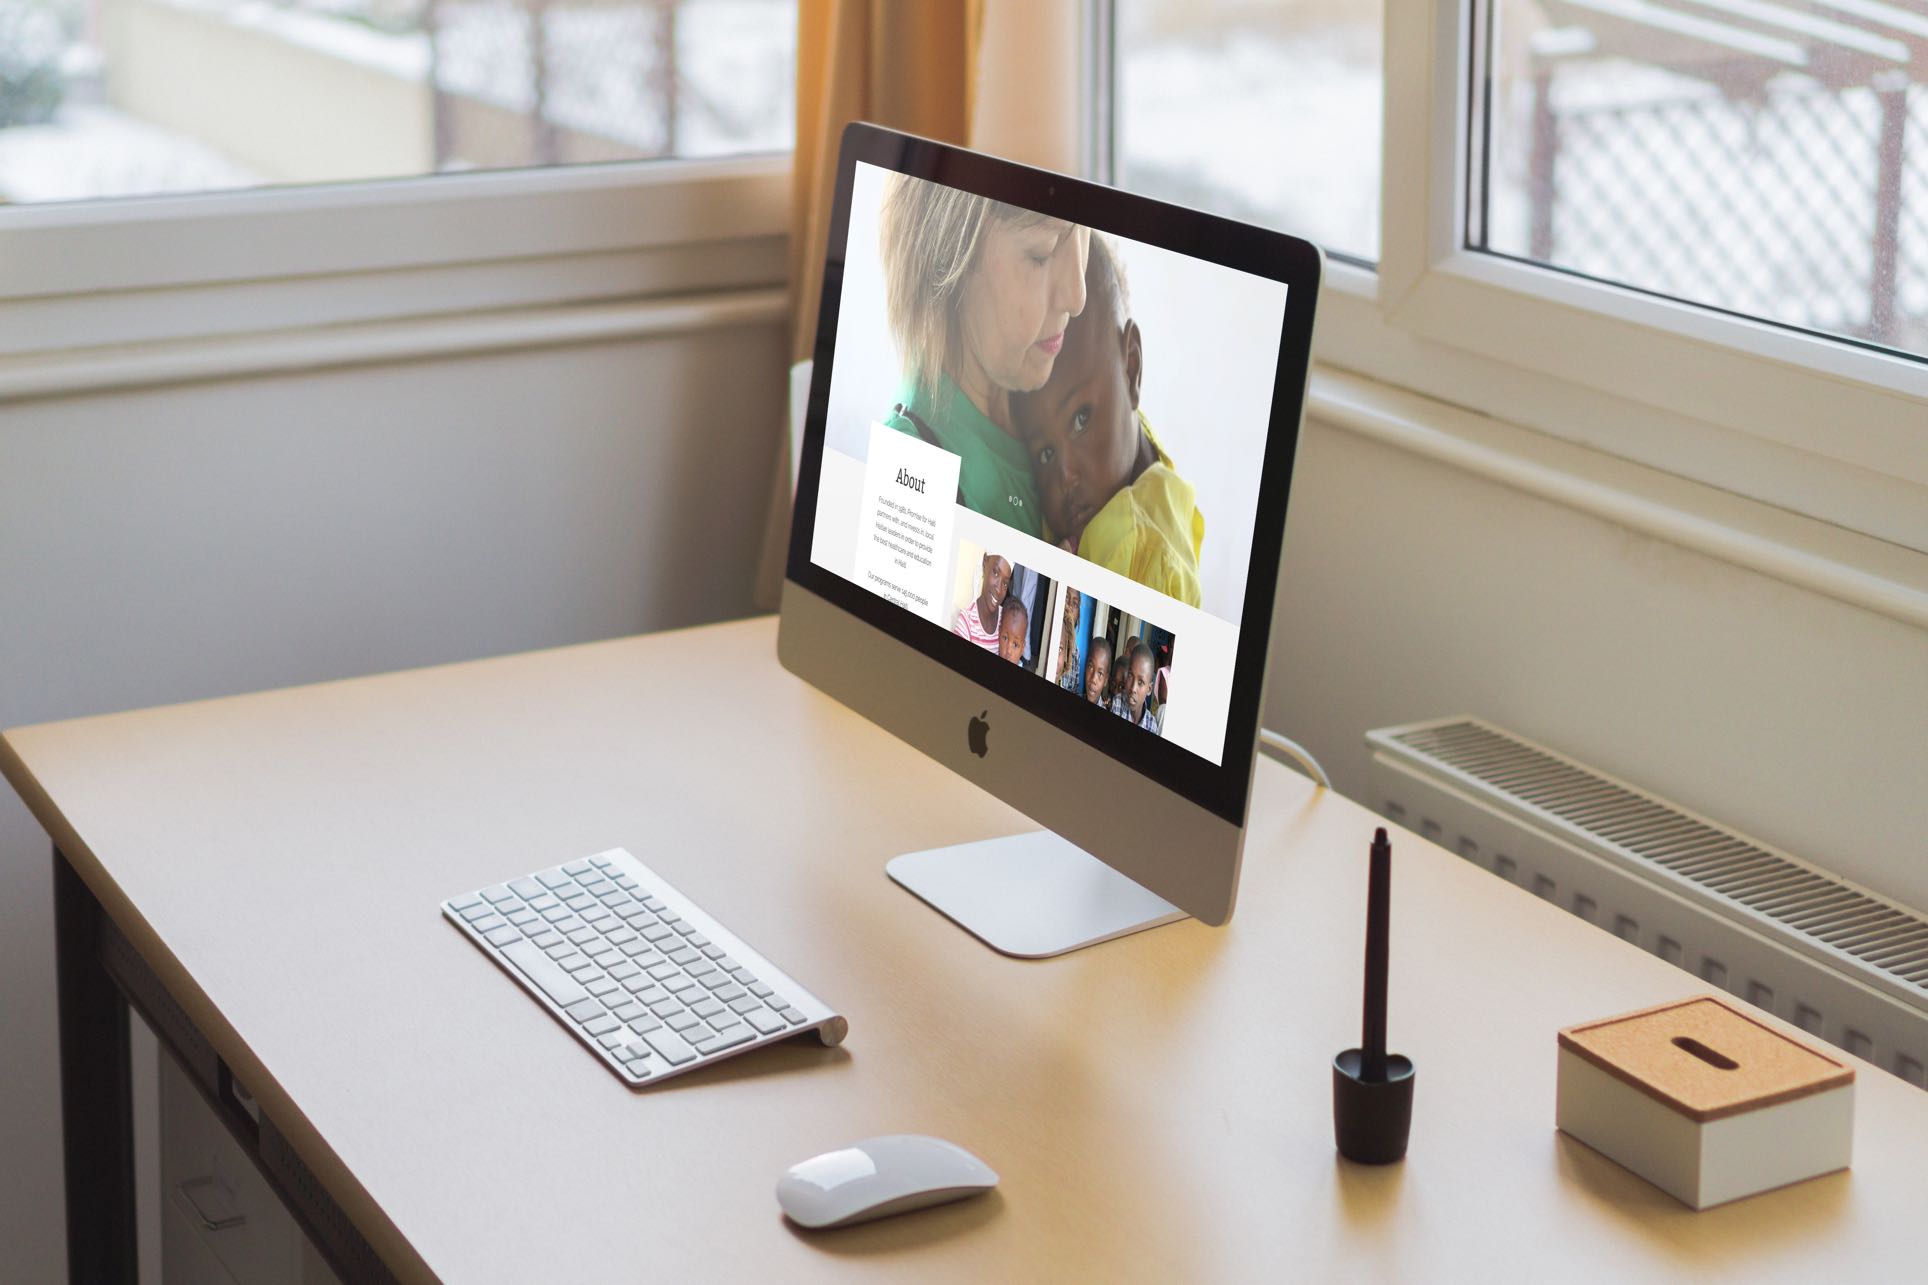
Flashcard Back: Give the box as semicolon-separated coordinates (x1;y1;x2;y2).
1332;1049;1415;1164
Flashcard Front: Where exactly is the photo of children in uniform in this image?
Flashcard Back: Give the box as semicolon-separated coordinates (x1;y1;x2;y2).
1042;586;1174;739
824;164;1283;624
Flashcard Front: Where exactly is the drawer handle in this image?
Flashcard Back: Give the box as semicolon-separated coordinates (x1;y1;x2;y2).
175;1176;247;1231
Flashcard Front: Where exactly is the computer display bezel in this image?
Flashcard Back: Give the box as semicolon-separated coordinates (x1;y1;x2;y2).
785;122;1321;827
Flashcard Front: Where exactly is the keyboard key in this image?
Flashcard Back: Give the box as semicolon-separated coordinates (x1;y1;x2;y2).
506;910;539;928
561;957;596;975
727;994;762;1014
715;984;746;1002
687;933;711;948
618;905;654;924
687;960;717;979
605;928;639;946
778;1007;806;1024
731;968;757;985
611;1002;645;1022
529;931;562;949
566;927;597;946
665;976;702;997
587;947;620;965
483;925;520;947
509;878;544;899
699;974;732;992
701;944;728;960
458;902;494;923
564;998;603;1022
691;998;725;1019
562;893;594;911
622;974;655;994
644;1029;698;1065
649;997;684;1018
578;873;608;889
450;894;483;912
544;942;574;960
668;947;700;966
608;961;641;981
583;1015;620;1037
642;924;676;944
749;983;774;998
636;985;670;1005
590;855;615;869
538;871;573;890
584;909;616;929
627;1014;663;1036
585;978;620;998
641;896;665;910
598;1032;626;1049
666;1011;703;1032
672;922;698;937
745;1009;787;1035
541;906;572;923
621;940;653;958
483;885;519;905
528;895;560;912
692;1027;753;1055
598;889;631;907
563;862;592;876
499;941;591;1008
646;961;681;981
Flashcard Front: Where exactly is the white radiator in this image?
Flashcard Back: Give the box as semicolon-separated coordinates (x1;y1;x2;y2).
1366;717;1928;1089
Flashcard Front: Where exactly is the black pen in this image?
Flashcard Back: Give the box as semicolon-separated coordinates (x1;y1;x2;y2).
1362;826;1391;1082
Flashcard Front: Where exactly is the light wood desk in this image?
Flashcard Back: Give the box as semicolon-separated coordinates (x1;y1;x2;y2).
6;618;1925;1282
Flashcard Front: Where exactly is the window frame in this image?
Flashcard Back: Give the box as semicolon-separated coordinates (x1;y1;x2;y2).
1093;0;1928;554
0;156;792;362
1381;0;1928;509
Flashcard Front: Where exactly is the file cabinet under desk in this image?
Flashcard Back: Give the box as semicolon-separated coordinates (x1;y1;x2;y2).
161;1052;343;1285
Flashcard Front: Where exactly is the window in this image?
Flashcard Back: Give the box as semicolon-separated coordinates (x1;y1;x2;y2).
1095;0;1928;555
1102;0;1384;265
0;0;794;205
1472;0;1928;362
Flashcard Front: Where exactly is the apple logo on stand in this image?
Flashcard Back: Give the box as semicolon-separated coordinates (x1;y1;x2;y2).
967;710;990;758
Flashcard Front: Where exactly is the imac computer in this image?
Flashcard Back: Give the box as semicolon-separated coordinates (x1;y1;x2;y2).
779;123;1320;957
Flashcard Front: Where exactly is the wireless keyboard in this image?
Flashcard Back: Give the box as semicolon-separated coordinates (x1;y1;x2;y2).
443;849;847;1085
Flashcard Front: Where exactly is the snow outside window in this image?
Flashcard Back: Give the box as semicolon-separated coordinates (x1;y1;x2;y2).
1472;0;1928;363
0;0;794;205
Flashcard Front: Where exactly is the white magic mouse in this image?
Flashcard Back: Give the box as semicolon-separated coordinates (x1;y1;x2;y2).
776;1135;999;1229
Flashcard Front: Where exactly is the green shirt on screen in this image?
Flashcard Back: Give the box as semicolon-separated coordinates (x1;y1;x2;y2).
883;376;1043;540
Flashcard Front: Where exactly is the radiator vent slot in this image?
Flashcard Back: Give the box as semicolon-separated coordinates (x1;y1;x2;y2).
1369;717;1928;1088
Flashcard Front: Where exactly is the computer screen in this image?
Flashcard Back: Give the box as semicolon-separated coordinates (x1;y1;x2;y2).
781;124;1318;942
807;165;1290;768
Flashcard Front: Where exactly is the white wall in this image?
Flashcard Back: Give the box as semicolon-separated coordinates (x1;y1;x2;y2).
1265;414;1928;913
0;319;787;1281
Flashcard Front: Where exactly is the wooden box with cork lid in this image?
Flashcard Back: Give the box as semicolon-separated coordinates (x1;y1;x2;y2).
1556;994;1855;1210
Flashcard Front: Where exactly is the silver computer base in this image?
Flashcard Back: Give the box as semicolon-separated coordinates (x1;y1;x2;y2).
887;831;1187;958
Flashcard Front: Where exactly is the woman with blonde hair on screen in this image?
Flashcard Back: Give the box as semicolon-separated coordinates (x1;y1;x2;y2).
878;174;1089;541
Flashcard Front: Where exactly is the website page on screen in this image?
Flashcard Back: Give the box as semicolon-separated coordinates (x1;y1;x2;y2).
809;162;1288;768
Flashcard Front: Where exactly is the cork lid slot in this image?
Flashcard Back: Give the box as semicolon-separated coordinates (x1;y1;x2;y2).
1559;995;1854;1122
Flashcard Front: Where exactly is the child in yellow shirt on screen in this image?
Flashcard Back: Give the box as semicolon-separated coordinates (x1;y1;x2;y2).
1009;234;1204;608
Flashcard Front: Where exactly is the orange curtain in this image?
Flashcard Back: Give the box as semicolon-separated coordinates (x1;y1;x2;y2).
755;0;984;608
789;0;984;364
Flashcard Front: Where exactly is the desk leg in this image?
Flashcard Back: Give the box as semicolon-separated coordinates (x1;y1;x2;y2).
53;849;139;1285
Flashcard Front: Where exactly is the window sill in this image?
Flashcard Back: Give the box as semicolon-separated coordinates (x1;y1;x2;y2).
0;288;788;404
1304;364;1928;634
